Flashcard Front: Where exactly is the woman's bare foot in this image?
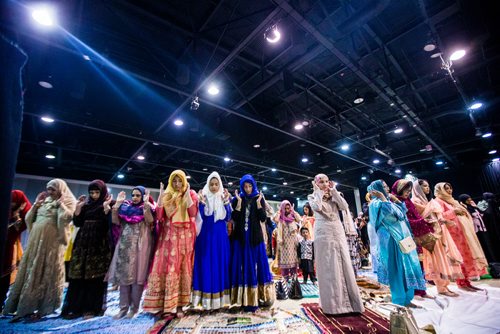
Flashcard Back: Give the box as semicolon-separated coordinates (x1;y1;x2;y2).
176;307;185;318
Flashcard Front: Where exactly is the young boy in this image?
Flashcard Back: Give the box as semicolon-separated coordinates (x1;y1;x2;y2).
298;227;316;284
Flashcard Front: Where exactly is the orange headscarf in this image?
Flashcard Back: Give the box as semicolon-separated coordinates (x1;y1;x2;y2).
163;170;192;222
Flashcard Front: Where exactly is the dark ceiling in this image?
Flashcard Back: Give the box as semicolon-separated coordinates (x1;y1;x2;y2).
2;0;499;199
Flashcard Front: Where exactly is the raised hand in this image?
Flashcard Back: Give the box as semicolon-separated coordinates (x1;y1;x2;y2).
116;191;126;204
328;180;335;189
311;180;319;191
143;190;151;209
234;190;241;203
103;194;114;212
35;191;47;206
77;195;87;207
222;188;230;202
371;190;387;201
257;191;263;202
198;189;206;204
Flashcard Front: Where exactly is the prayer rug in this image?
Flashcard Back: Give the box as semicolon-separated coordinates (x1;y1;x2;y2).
301;303;390;334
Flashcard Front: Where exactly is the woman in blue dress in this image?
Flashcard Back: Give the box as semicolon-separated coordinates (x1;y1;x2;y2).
230;174;274;311
367;180;425;307
191;172;231;310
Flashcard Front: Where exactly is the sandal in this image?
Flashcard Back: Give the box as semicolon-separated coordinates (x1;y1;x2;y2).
439;291;459;297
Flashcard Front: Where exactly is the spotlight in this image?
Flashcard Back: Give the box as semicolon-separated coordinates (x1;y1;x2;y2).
336;169;342;173
190;96;200;111
31;5;56;26
41;116;54;123
493;157;500;162
340;144;350;151
38;81;53;89
117;174;125;179
482;132;492;138
44;140;54;144
468;102;483;110
45;154;55;159
186;175;191;179
294;123;304;130
394;128;403;134
83;55;91;61
264;25;281;43
273;194;277;198
489;150;497;155
262;186;268;191
202;168;208;171
296;197;300;200
301;157;309;163
423;43;436;52
271;168;277;172
224;157;231;162
228;182;233;186
395;169;401;174
173;119;184;126
253;144;261;148
373;159;380;164
361;176;367;181
137;155;145;160
449;49;466;61
152;142;160;146
435;160;444;165
290;191;294;194
283;182;288;185
207;84;220;95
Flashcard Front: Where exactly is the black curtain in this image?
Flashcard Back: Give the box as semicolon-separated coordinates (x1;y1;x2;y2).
0;33;28;274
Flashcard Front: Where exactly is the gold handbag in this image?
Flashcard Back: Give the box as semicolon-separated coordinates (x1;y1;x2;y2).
415;233;438;252
389;306;420;334
398;236;417;254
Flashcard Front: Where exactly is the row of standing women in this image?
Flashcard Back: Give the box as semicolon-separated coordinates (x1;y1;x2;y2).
2;171;367;321
367;179;494;307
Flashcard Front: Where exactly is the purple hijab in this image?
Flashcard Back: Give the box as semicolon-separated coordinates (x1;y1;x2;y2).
118;186;153;224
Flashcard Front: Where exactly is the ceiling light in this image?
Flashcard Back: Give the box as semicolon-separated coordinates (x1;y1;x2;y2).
482;132;492;138
395;169;401;174
38;81;53;89
152;142;159;146
340;144;350;151
492;157;500;162
468;102;483;110
203;168;208;171
117;174;125;179
44;140;54;144
336;169;342;173
283;182;288;185
137;155;145;160
31;6;56;26
264;25;281;43
41;116;54;123
228;182;233;186
430;52;442;59
224;157;231;162
361;176;367;180
394;128;403;134
373;159;380;164
296;197;300;200
48;166;55;170
207;84;220;95
294;123;304;130
489;150;497;155
45;154;55;159
353;96;364;104
409;171;413;174
173;119;184;126
290;191;294;194
390;102;395;106
253;144;260;148
262;186;268;191
271;168;277;172
301;121;310;126
444;166;450;170
273;194;277;198
449;49;466;61
423;43;436;52
435;160;444;165
186;175;191;179
301;157;308;163
83;55;91;61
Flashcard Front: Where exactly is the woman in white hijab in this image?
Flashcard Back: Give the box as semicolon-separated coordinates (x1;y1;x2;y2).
191;172;232;310
4;179;76;322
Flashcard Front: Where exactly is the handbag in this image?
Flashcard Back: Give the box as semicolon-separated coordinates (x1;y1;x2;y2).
275;277;290;300
289;275;303;299
399;236;417;254
378;303;419;334
414;233;438;253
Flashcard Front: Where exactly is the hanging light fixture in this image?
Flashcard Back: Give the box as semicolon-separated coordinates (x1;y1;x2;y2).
353;89;364;104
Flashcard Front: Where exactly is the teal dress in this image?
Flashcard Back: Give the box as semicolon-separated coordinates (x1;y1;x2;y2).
367;181;425;306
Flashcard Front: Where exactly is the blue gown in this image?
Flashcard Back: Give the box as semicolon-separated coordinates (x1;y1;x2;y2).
369;199;426;306
191;203;231;310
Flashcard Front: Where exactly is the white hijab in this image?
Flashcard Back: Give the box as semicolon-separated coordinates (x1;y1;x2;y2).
202;172;227;222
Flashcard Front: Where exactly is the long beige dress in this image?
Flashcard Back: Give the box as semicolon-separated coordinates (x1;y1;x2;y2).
308;187;364;314
3;198;74;317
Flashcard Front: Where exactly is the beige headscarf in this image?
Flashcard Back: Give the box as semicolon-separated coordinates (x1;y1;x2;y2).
46;179;77;245
411;180;442;218
46;178;77;211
